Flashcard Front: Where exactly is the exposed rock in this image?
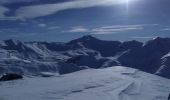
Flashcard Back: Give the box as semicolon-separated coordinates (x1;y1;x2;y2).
0;73;23;81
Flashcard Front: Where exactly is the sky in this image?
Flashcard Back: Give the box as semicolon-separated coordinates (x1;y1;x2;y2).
0;0;170;42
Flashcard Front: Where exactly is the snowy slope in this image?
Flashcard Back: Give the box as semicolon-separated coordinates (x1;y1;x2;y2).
156;52;170;78
0;66;170;100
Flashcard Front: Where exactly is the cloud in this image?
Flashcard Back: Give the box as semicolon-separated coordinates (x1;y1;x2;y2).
0;6;20;20
0;0;37;4
38;23;47;27
131;36;156;39
47;26;60;30
0;6;10;19
0;0;140;20
14;0;130;19
64;24;158;34
91;25;144;34
161;27;170;31
65;26;89;33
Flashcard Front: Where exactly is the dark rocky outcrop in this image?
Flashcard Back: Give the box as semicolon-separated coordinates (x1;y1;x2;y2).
0;73;23;81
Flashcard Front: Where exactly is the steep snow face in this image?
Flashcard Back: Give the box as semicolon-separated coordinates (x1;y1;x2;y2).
0;44;117;76
119;40;143;51
0;66;170;100
65;50;119;69
156;52;170;77
118;37;170;74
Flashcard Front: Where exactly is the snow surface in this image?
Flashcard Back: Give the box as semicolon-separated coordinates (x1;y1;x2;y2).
0;66;170;100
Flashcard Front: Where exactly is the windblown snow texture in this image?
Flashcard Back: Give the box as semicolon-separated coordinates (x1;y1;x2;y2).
0;66;170;100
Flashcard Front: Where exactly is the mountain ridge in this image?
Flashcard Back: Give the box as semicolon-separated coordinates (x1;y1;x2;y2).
0;35;170;78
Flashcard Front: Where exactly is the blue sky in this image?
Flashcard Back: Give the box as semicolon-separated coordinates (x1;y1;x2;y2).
0;0;170;42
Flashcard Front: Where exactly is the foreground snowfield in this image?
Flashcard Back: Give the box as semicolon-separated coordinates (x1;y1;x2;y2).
0;66;170;100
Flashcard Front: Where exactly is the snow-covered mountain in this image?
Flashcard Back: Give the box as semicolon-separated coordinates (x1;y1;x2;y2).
0;66;170;100
0;35;170;78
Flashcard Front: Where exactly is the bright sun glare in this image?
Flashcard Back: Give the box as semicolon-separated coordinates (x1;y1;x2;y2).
120;0;134;4
118;0;137;11
106;0;137;5
119;0;138;4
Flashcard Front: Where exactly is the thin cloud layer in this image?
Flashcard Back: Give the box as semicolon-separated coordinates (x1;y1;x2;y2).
0;6;20;20
65;24;146;34
0;0;134;20
161;27;170;31
0;6;10;20
0;0;37;4
92;25;144;34
65;26;89;33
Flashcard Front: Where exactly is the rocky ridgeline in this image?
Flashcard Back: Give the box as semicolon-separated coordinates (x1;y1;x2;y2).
0;35;170;78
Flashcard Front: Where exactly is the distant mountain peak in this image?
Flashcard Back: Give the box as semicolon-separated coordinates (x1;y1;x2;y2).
74;35;99;42
81;35;96;40
151;37;170;42
143;37;170;47
67;35;100;45
4;39;22;46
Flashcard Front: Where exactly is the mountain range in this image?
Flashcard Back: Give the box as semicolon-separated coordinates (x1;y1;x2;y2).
0;35;170;79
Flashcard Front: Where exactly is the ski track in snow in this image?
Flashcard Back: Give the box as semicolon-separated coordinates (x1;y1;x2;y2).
0;66;170;100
